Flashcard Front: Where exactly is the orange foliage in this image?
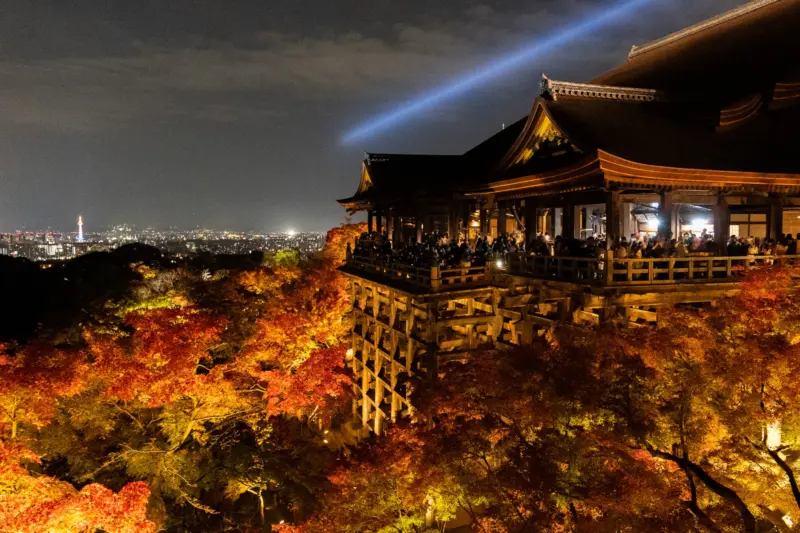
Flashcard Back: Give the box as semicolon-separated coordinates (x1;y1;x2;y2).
262;347;350;419
86;307;226;407
0;343;87;438
323;223;366;266
0;441;155;533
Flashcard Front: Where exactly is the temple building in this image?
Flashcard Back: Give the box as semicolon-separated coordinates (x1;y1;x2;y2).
337;0;800;435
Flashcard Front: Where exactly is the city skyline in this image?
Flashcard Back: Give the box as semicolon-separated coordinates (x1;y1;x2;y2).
0;215;328;235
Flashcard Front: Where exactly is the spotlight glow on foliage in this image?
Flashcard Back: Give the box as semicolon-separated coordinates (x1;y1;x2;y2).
342;0;659;144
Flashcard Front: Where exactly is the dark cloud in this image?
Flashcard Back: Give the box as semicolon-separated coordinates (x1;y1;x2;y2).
0;0;742;231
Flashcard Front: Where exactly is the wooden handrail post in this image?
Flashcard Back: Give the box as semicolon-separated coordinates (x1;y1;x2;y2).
604;250;614;286
430;266;441;291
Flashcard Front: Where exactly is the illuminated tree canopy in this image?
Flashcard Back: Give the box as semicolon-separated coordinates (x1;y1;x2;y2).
0;226;362;532
3;226;800;533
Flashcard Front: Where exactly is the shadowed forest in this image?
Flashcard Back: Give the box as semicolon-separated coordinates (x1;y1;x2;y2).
3;224;800;533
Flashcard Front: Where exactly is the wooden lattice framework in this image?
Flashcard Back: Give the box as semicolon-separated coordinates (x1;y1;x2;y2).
343;260;757;435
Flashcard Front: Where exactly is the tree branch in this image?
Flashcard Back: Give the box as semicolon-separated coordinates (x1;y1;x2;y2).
646;444;755;533
747;436;800;511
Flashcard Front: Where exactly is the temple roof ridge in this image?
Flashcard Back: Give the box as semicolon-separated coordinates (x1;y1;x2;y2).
628;0;782;59
539;74;664;102
365;152;462;163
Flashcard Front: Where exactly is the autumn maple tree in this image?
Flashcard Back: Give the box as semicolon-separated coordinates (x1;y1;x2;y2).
0;231;355;531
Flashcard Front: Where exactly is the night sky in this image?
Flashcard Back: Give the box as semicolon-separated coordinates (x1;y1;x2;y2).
0;0;741;233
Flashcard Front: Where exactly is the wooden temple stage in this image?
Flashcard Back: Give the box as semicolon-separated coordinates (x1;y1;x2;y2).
336;0;800;435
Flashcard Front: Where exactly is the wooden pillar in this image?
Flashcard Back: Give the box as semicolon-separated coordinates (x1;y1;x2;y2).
713;194;730;247
393;215;403;244
523;199;537;247
479;208;488;238
657;191;676;239
414;217;422;242
562;201;575;239
769;196;784;240
367;210;374;233
376;209;383;235
497;202;508;236
606;190;621;249
448;204;459;243
509;201;519;234
621;202;633;241
462;206;470;243
386;212;394;244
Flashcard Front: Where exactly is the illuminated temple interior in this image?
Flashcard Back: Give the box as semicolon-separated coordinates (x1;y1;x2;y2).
337;1;800;434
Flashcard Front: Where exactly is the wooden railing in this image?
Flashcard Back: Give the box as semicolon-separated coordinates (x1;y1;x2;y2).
438;265;488;289
507;254;600;283
507;252;800;286
347;255;489;291
348;247;800;289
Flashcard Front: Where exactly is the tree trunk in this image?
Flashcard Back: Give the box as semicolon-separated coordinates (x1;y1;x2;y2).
648;445;756;533
752;441;800;512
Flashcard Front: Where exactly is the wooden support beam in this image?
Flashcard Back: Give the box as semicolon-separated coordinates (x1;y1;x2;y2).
437;315;497;328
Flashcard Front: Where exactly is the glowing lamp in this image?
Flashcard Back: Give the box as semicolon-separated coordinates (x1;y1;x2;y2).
495;259;505;269
767;421;782;450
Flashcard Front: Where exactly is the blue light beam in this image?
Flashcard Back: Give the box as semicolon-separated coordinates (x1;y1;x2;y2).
342;0;660;144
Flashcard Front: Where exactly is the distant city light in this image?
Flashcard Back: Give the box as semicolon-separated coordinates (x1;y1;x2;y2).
287;229;297;237
0;226;327;262
342;0;660;143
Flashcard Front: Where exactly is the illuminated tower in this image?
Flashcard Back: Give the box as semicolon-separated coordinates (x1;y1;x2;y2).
77;215;84;242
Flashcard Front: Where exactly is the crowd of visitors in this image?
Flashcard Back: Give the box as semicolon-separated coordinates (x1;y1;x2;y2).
351;230;800;270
